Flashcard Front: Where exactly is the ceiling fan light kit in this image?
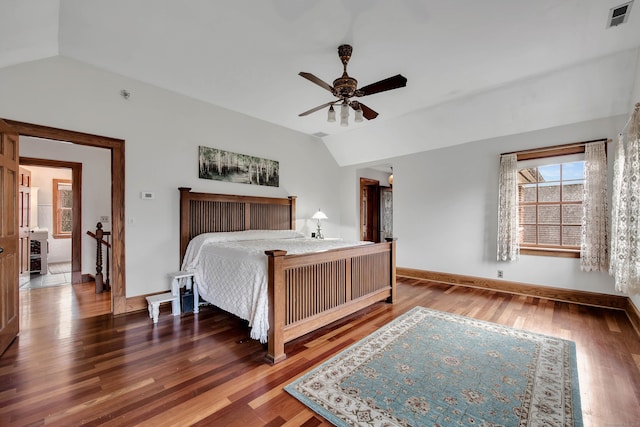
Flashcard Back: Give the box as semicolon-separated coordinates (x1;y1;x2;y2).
299;44;407;126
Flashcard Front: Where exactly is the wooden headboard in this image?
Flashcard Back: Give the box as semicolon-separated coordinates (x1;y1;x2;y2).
178;187;297;262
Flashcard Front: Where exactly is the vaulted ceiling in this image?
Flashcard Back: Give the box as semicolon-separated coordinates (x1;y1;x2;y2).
2;1;639;165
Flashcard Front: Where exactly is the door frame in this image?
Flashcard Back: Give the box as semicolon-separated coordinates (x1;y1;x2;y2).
4;119;127;315
20;158;83;284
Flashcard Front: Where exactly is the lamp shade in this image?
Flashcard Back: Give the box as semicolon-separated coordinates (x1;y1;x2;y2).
354;107;363;122
327;105;336;122
340;103;349;127
312;209;328;220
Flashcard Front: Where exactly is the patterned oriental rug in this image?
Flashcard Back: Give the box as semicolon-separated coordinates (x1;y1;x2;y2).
285;307;582;427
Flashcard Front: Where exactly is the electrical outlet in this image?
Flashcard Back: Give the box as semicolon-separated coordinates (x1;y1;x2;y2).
100;215;109;223
497;270;503;278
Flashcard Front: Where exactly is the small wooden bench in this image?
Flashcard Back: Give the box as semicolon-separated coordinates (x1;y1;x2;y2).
145;292;180;323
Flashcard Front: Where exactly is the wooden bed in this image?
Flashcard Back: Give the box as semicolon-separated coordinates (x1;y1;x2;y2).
179;187;396;363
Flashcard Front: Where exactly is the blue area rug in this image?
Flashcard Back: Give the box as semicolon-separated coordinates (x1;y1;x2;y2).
285;307;582;426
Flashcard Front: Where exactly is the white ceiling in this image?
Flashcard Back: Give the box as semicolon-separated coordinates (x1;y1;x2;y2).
1;1;639;164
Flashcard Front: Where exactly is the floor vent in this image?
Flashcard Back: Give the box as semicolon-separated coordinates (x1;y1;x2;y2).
608;1;633;27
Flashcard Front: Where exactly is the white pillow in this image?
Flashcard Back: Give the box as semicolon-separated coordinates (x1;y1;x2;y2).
236;229;305;241
181;229;304;271
195;229;304;243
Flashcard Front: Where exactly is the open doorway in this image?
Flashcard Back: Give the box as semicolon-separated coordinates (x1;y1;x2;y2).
17;163;76;290
17;140;114;319
359;168;394;243
3;119;126;316
360;178;380;242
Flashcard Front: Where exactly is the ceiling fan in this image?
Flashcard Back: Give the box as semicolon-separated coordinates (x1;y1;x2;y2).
298;44;407;125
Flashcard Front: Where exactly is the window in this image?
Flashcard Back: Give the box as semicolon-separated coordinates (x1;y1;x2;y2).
53;179;72;238
516;146;585;258
499;140;608;261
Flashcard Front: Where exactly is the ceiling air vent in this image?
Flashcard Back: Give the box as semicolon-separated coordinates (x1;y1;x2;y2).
608;1;633;27
312;132;328;138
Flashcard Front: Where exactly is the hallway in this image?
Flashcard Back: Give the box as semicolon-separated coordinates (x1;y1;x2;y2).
19;262;73;290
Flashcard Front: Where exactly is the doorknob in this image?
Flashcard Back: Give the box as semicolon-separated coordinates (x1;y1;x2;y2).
0;247;3;254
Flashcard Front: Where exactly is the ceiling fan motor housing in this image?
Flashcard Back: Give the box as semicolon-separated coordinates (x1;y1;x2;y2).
333;76;358;98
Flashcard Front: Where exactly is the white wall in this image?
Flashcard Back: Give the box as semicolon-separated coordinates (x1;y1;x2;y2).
341;116;628;297
2;55;637;307
0;56;341;297
630;49;640;111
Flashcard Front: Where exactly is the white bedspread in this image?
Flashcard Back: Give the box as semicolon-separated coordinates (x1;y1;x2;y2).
181;230;371;343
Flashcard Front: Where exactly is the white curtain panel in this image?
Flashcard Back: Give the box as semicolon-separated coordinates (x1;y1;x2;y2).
580;141;609;272
497;153;519;261
610;105;640;295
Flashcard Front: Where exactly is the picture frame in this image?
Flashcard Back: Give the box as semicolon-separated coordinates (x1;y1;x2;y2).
198;146;279;187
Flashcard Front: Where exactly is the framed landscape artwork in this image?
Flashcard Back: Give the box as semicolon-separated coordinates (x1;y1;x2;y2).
198;146;279;187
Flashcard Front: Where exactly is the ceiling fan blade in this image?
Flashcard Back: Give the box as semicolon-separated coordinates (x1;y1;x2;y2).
299;72;334;93
357;102;379;120
298;101;335;117
357;74;407;97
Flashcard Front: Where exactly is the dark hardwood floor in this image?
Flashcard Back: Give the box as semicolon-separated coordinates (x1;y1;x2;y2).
1;277;639;426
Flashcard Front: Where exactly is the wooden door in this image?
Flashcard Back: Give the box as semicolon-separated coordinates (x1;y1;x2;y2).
0;120;20;355
360;178;380;242
18;167;30;277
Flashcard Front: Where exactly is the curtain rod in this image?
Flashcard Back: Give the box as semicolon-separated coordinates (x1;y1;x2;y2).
500;138;609;156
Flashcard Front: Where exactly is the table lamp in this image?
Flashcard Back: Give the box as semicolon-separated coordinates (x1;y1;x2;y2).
312;209;328;239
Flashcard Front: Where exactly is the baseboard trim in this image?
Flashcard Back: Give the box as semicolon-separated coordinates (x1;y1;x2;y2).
125;295;149;313
625;298;640;337
397;267;629;308
397;267;640;336
121;267;640;336
124;292;170;314
79;273;94;283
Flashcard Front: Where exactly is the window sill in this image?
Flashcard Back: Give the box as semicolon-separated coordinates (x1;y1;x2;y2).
520;247;580;258
53;234;72;239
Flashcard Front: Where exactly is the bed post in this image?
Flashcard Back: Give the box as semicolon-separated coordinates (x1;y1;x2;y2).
386;238;397;303
265;249;287;364
288;196;296;230
178;187;192;263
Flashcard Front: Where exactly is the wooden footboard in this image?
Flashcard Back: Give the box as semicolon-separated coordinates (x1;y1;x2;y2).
265;239;396;363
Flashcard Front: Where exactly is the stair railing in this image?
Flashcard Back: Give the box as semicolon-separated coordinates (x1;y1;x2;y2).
86;222;111;293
